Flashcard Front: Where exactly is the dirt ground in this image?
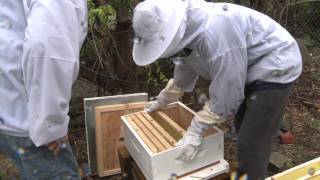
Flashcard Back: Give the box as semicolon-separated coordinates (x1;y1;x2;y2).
0;48;319;179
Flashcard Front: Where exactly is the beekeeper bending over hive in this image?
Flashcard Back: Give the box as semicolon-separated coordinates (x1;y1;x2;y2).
132;0;302;179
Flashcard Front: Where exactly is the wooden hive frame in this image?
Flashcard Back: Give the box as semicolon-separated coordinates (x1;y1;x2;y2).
95;102;146;177
125;111;179;154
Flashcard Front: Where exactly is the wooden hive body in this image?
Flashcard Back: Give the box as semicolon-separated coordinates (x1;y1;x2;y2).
121;102;228;180
95;102;146;176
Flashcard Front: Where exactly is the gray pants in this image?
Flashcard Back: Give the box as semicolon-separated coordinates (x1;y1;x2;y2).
0;133;80;180
234;84;291;180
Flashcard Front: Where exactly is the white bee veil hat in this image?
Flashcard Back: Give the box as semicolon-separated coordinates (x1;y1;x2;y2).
132;0;189;66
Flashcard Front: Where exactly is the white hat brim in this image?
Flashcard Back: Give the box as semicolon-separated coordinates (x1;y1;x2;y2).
133;0;188;66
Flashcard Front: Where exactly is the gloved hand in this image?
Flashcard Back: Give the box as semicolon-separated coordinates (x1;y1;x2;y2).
144;79;184;112
144;101;166;113
176;102;223;161
195;101;227;125
175;119;209;161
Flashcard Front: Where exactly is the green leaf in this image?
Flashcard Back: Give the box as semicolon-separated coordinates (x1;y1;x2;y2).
311;119;320;130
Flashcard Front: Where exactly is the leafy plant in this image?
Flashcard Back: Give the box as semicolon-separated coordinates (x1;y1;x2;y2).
146;62;170;92
311;119;320;130
87;2;116;29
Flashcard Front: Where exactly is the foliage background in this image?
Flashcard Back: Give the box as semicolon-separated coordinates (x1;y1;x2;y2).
82;0;320;97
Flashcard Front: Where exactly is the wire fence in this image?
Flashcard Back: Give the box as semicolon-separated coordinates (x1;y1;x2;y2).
214;0;320;48
280;0;320;47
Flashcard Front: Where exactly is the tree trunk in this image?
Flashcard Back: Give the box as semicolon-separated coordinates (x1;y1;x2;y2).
95;0;106;6
115;4;136;79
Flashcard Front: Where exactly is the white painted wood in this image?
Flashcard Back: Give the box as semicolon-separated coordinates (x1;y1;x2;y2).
122;102;228;180
122;116;154;179
179;159;229;180
151;127;224;180
84;93;148;174
268;157;320;180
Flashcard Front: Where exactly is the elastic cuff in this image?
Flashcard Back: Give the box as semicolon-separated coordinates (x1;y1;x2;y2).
190;118;210;135
157;79;184;104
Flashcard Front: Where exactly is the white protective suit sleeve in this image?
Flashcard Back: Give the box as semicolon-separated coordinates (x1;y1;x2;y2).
173;59;199;92
174;47;247;124
203;47;248;124
157;79;185;105
22;0;87;146
145;78;185;112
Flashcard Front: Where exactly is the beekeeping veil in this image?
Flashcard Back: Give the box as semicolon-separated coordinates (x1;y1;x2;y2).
132;0;209;66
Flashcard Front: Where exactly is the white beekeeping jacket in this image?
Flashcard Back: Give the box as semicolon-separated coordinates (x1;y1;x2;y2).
173;1;302;119
0;0;87;146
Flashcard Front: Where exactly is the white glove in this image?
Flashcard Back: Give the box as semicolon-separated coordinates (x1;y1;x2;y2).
196;102;227;125
175;102;224;161
175;119;209;161
144;79;184;113
144;101;166;113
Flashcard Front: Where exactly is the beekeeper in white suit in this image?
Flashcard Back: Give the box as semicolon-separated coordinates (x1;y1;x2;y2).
132;0;302;179
0;0;87;179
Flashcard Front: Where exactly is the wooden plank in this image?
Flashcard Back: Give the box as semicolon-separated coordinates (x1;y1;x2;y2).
155;111;186;135
151;114;182;140
126;116;159;153
95;108;121;177
84;93;147;174
95;102;145;177
135;113;173;149
141;112;177;145
271;157;320;180
177;105;194;129
309;174;320;180
160;103;218;138
95;102;147;112
130;114;167;152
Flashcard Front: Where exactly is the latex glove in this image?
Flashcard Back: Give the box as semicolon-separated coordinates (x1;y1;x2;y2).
175;119;209;161
144;79;184;113
45;135;68;155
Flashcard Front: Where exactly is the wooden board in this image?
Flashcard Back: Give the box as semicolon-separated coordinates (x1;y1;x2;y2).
135;113;173;149
155;111;186;139
130;114;167;152
95;102;146;177
142;112;177;145
158;105;218;137
84;93;147;174
125;112;178;154
127;116;159;153
270;157;320;180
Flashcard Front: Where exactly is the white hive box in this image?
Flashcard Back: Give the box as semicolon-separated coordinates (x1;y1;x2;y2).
121;102;228;180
